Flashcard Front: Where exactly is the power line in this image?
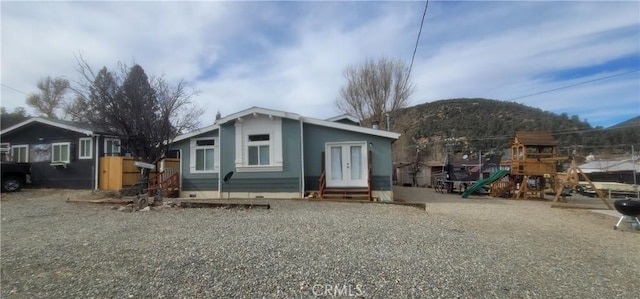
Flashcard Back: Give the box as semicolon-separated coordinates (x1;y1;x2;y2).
1;83;29;95
506;69;640;101
432;124;640;143
406;0;429;83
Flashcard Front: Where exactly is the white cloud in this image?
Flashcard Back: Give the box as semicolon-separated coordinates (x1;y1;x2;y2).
1;1;638;129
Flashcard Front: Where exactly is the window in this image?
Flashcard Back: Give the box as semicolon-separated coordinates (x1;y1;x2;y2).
190;137;218;173
11;145;28;162
104;138;121;156
52;142;71;163
248;134;270;166
0;143;9;161
234;115;283;172
79;138;93;159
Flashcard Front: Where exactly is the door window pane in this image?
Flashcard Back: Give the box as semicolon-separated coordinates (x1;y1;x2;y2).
350;145;362;180
331;146;342;180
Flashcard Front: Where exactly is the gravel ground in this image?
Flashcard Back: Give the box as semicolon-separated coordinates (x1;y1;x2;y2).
1;187;639;298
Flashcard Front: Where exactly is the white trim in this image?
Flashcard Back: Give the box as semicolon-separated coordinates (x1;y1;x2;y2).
236;165;284;173
11;144;29;162
172;124;220;143
51;142;71;164
304;117;400;139
0;117;94;136
94;135;100;190
234;115;283;172
0;143;10;154
189;137;219;174
171;107;398;151
325;114;361;124
216;106;301;125
79;137;93;159
325;141;368;188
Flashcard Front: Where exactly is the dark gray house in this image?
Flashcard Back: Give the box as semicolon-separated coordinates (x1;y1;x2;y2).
170;107;400;201
0;118;122;189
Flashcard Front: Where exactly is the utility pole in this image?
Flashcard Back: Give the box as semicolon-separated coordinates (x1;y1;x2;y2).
479;150;482;180
385;113;390;131
633;145;638;199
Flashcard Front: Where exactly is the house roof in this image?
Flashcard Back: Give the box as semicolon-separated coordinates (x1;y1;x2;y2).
513;131;557;146
579;159;639;173
172;123;220;143
178;106;400;140
325;114;360;124
0;117;102;136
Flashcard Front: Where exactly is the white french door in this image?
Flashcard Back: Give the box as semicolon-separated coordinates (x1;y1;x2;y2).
325;142;368;187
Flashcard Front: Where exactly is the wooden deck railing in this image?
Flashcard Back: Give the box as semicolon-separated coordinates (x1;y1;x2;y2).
319;170;326;198
147;168;180;197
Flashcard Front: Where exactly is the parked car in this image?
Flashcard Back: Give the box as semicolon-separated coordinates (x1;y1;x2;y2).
1;161;31;192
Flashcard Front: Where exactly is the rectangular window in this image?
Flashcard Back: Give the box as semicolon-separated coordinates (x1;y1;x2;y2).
0;143;10;161
247;146;270;165
104;138;121;156
196;139;215;146
191;138;217;173
79;138;93;159
0;143;9;154
52;142;71;163
11;145;28;162
247;134;270;166
195;148;215;171
248;134;270;142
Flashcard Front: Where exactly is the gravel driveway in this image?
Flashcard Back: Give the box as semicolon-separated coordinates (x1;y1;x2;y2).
1;187;639;298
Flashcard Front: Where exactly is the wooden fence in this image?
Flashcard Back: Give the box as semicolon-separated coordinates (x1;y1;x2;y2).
99;157;180;191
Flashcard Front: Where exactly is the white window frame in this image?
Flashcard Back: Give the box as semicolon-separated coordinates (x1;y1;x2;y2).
235;115;283;172
0;143;9;161
0;143;10;154
104;138;121;156
247;134;271;166
79;137;93;159
11;144;29;163
52;142;71;164
190;137;219;174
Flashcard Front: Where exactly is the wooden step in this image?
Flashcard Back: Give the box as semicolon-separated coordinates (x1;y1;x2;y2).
322;188;370;200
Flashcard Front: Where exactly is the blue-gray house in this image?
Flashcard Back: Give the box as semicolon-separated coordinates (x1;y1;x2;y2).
170;107;400;200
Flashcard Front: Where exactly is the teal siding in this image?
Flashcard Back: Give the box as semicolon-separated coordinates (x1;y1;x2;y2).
219;118;303;192
182;177;218;191
302;123;394;191
170;130;219;192
221;178;299;192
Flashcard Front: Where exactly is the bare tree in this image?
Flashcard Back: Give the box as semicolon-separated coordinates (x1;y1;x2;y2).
336;57;414;128
26;76;70;118
70;57;203;166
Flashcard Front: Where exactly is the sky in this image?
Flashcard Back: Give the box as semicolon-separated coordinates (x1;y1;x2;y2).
1;1;639;129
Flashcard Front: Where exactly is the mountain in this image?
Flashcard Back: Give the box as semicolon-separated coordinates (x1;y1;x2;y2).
389;98;639;161
607;116;640;130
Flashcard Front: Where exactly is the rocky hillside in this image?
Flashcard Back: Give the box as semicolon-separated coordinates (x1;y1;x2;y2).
390;98;639;161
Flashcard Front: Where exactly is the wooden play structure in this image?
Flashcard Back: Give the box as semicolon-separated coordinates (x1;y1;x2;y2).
508;131;564;199
481;131;613;210
552;159;614;210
